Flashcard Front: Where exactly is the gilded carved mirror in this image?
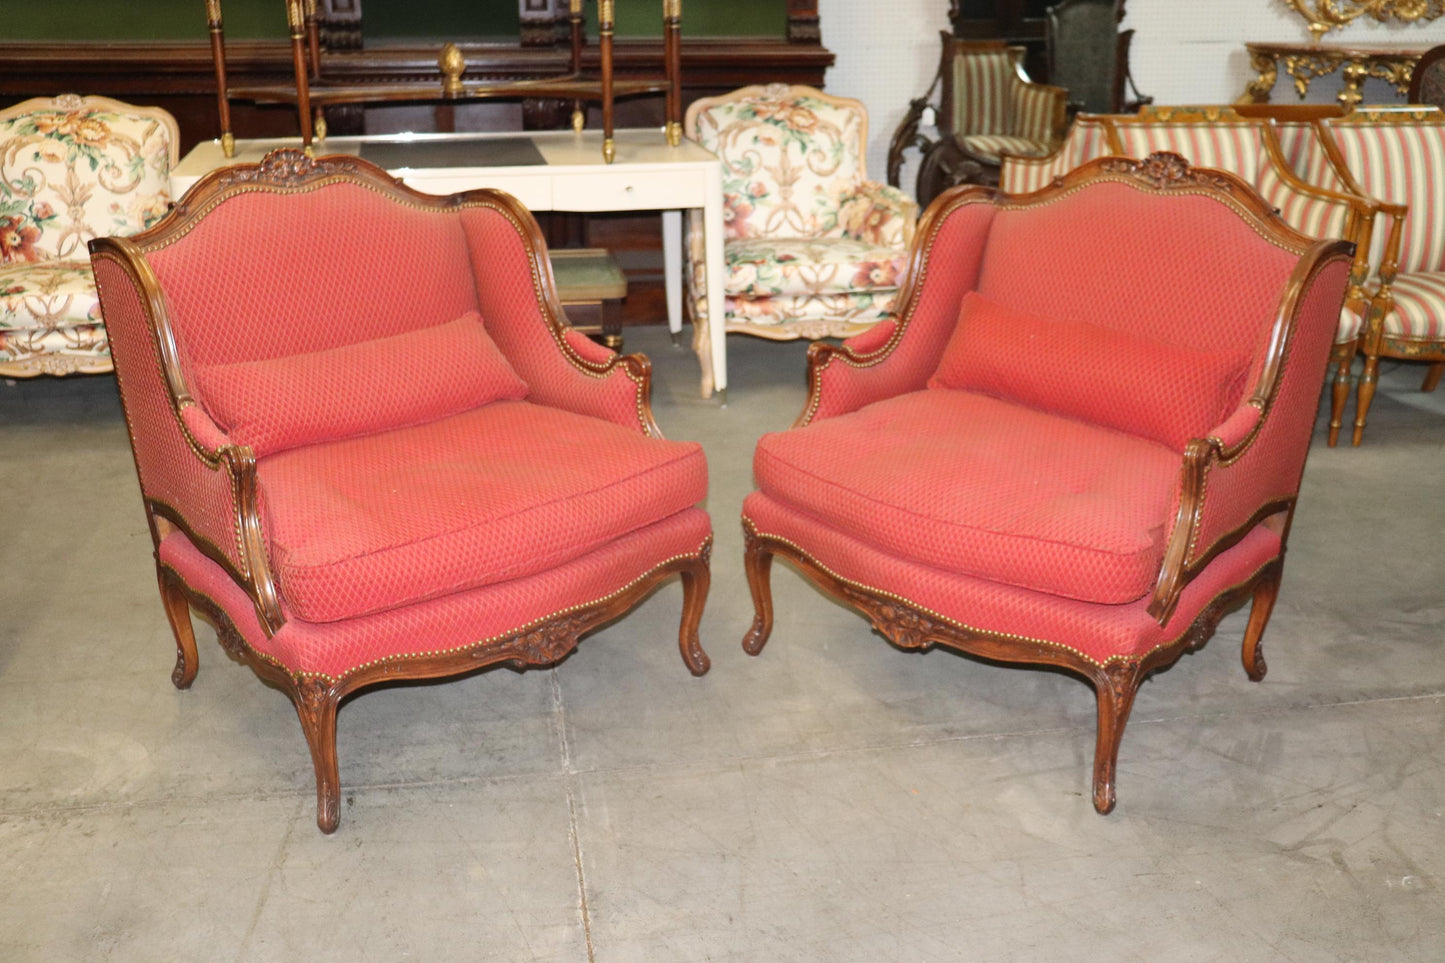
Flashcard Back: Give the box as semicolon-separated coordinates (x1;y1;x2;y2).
1285;0;1445;41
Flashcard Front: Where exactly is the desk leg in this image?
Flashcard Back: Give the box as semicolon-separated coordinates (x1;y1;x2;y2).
703;177;728;402
663;209;683;345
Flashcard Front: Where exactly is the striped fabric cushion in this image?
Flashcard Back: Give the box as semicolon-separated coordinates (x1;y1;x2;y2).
1113;123;1263;184
1000;119;1108;194
1338;302;1366;344
1011;81;1057;143
1326;122;1445;274
962;133;1050;163
1383;272;1445;340
952;50;1016;136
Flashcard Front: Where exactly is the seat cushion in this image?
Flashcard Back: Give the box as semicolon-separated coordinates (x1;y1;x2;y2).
191;311;528;458
1383;272;1445;340
960;134;1052;163
929;292;1249;450
257;400;708;622
753;391;1183;605
0;260;108;369
725;237;906;298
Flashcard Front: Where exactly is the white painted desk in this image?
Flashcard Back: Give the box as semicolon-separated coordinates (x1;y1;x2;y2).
171;128;728;398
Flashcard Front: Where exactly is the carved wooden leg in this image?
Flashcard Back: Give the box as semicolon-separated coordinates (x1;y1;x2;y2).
156;565;199;690
742;528;776;656
677;552;712;677
1091;659;1145;815
292;678;343;834
1240;571;1281;683
1423;362;1444;393
1353;352;1379;446
1328;349;1353;447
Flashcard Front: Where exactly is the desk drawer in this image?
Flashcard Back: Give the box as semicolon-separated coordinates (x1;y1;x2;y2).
552;169;701;211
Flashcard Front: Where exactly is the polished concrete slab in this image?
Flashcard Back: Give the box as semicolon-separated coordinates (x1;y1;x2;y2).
1;328;1442;961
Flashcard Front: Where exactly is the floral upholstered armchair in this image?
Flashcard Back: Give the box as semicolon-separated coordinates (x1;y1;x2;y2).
684;84;918;397
1;94;179;378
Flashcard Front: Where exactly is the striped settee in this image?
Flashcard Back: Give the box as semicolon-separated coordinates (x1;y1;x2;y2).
1316;109;1445;444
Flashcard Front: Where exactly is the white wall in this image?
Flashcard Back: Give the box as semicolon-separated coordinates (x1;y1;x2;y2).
818;0;1445;202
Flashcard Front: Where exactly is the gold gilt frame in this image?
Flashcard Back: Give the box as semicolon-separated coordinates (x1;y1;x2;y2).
1285;0;1445;41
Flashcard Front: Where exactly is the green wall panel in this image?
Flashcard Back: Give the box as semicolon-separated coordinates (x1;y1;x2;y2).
6;0;786;41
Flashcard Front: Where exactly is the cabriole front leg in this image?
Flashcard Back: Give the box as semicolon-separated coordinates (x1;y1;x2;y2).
1091;658;1146;815
678;550;712;676
157;565;199;690
742;526;775;656
292;677;344;834
1240;567;1282;682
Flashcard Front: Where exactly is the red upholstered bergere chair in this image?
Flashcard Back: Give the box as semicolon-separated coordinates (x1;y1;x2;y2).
88;150;712;833
741;153;1353;813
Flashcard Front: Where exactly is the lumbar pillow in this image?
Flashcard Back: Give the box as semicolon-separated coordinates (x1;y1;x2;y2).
191;310;527;457
928;291;1249;450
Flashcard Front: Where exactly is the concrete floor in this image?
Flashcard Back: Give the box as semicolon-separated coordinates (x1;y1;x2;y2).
2;327;1443;961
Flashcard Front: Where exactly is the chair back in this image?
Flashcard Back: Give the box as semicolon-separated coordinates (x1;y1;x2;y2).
685;84;867;241
944;41;1024;138
1409;43;1445;108
1046;0;1121;114
1322;110;1445;273
139;153;484;375
999;115;1110;193
977;153;1312;371
0;94;178;262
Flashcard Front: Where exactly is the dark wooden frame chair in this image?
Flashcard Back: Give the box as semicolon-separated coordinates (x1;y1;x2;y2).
1045;0;1150;116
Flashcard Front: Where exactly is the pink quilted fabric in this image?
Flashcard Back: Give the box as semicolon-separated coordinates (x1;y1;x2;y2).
929;292;1248;450
159;507;712;680
190;312;527;458
754;390;1182;605
744;492;1281;664
146;184;480;366
256;401;708;623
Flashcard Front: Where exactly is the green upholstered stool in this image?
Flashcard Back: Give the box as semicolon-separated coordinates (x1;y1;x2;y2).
549;248;628;351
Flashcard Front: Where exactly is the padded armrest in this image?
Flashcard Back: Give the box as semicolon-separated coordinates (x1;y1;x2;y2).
799;192;997;426
460;204;661;437
1149;251;1353;624
839;181;919;248
89;244;285;634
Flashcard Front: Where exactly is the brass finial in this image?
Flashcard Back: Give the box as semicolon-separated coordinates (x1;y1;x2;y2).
572;108;586;133
221;131;235;158
666;121;682;147
440;43;466;97
603;137;616;164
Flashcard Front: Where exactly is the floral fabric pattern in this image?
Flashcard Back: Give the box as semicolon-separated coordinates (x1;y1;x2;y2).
0;95;178;376
685;85;918;337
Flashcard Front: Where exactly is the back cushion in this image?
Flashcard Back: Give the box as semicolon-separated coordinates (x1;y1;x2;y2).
190;311;527;458
929;292;1248;450
952;49;1016;137
147;182;481;367
977;179;1299;367
1113;123;1264;186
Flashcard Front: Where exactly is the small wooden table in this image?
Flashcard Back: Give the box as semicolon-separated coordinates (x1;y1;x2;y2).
1241;42;1424;107
551;248;628;350
170;128;730;399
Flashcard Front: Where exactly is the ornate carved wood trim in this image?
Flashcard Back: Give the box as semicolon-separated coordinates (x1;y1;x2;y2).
742;519;1283;813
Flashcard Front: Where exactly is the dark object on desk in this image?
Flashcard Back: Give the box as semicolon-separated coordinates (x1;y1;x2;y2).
358;137;547;169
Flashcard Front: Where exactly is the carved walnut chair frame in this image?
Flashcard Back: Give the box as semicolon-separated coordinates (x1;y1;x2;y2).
742;154;1353;814
89;152;711;833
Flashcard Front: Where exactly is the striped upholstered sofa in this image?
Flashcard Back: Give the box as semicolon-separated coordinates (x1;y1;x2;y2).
888;36;1067;205
1314;109;1445;444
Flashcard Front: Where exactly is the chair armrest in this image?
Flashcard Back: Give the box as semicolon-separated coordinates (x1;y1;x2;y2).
460;201;662;438
797;188;998;426
1010;78;1069;146
1147;246;1353;624
838;181;919;248
89;241;285;635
